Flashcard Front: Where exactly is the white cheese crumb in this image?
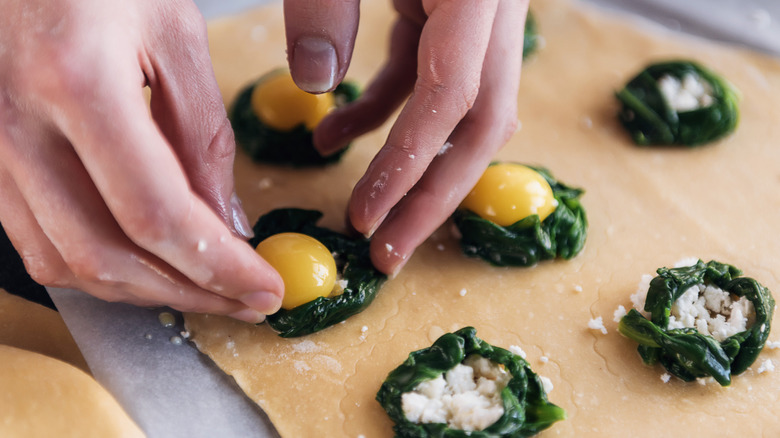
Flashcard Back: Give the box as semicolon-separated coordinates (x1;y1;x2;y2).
588;316;608;335
197;239;208;252
630;274;653;312
459;288;468;297
437;244;445;251
539;376;554;393
385;243;394;252
509;345;527;359
673;257;699;268
660;373;671;383
757;359;775;374
766;341;780;349
539;356;549;364
361;326;368;333
613;305;627;323
667;283;755;342
401;356;510;431
573;284;583;293
658;73;714;112
579;116;593;130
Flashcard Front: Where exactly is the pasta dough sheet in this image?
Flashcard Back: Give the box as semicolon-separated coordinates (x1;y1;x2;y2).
186;1;780;436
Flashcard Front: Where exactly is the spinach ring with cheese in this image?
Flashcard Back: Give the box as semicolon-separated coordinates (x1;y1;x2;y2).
249;208;386;337
230;69;360;166
615;60;739;146
376;327;566;437
453;163;587;267
618;260;775;386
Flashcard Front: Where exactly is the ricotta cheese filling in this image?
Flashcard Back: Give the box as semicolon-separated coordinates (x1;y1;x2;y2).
401;355;510;431
657;73;714;112
668;283;755;342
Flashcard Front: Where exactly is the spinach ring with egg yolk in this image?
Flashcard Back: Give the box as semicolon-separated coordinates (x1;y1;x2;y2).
618;260;775;386
249;208;386;337
615;60;739;146
230;70;360;166
452;164;587;267
376;327;566;438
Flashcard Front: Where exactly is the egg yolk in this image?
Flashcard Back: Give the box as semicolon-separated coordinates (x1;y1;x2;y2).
255;232;337;310
250;72;335;131
461;163;557;227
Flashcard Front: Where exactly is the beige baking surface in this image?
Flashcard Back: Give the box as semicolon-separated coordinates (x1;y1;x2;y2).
0;344;144;438
186;0;780;436
0;288;89;373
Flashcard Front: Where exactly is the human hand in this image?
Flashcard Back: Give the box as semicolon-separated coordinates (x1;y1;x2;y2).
284;0;529;275
0;0;283;322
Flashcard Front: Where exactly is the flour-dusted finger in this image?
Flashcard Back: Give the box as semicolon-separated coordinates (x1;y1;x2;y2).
348;0;498;238
369;0;527;275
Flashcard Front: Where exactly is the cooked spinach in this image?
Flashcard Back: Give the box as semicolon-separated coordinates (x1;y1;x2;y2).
376;327;565;437
453;165;586;267
249;208;386;337
618;260;774;386
523;10;539;59
230;72;360;166
615;60;739;146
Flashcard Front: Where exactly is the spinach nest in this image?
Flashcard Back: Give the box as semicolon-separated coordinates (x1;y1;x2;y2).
619;260;774;386
615;60;739;146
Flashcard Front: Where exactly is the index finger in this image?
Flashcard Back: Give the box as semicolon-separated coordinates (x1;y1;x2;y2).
348;0;499;236
47;53;283;314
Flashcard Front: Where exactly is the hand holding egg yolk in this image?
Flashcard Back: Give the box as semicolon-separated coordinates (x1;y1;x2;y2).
461;163;558;227
255;233;337;310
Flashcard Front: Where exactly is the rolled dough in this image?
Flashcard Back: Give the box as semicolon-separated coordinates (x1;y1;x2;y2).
186;1;780;436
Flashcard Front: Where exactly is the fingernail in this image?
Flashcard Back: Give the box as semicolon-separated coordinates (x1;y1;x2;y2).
239;291;282;314
388;257;410;279
231;192;254;239
365;211;389;238
228;308;266;324
291;36;338;93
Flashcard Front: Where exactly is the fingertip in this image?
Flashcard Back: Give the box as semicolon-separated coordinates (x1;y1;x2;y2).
228;308;267;324
312;116;349;157
238;290;283;315
370;236;411;278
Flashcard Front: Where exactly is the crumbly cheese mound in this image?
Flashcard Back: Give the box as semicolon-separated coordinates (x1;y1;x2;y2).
668;283;755;342
401;355;510;431
658;73;714;112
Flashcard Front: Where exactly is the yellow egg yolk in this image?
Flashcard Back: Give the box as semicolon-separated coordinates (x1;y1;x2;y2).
461;163;557;227
250;72;335;131
255;232;337;310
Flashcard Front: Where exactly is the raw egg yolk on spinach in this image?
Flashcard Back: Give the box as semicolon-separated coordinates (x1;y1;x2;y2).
250;72;334;131
255;232;337;309
461;163;557;227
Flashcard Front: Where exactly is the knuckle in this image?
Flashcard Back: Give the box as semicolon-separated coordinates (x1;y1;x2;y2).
416;75;479;118
206;118;237;163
